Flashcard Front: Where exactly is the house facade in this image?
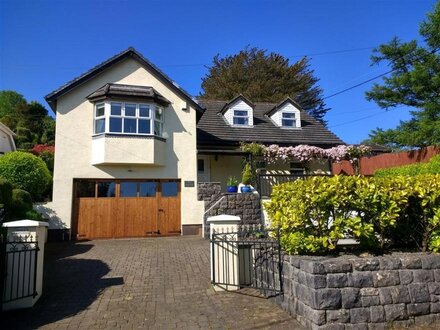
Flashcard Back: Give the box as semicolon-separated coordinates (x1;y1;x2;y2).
0;122;16;155
45;48;343;240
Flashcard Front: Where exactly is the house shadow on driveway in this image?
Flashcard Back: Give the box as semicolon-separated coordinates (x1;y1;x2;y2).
0;241;124;329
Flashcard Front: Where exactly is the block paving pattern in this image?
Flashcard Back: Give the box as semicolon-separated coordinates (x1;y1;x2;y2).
1;237;302;329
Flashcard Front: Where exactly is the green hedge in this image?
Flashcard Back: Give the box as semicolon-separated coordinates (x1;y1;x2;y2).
266;175;440;254
0;151;51;199
374;155;440;177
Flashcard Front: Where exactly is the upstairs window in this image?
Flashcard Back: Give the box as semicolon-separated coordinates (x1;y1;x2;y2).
94;101;162;137
233;110;249;126
282;112;296;127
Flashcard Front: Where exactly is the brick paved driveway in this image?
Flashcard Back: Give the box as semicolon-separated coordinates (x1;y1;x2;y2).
1;236;303;329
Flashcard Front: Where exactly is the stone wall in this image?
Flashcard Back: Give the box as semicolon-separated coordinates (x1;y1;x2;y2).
269;253;440;329
197;182;222;205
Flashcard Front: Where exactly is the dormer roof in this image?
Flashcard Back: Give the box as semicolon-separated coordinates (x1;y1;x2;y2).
220;94;255;114
265;97;303;117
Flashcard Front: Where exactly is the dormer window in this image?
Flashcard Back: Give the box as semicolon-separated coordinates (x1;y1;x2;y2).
233;110;249;126
282;112;296;127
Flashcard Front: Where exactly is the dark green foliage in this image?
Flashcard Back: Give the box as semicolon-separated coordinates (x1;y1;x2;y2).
0;177;13;208
11;189;33;217
0;151;51;200
39;151;55;173
0;90;55;149
200;47;329;123
374;155;440;177
365;2;440;148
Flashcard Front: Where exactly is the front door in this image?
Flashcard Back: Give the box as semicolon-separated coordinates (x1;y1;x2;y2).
197;155;210;182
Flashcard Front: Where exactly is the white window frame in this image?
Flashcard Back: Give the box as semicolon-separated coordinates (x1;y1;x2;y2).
281;111;297;128
94;101;162;137
233;110;249;126
154;106;164;136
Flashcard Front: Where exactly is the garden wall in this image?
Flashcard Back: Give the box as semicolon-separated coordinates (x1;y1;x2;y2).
268;253;440;329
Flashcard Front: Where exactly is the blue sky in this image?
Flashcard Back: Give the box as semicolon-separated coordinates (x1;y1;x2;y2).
0;0;437;144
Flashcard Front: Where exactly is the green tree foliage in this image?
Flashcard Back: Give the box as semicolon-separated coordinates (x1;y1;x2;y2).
0;90;55;148
200;47;329;123
0;151;51;200
266;175;440;254
365;2;440;148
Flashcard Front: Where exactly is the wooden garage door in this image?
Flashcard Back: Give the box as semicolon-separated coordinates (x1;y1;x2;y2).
72;179;181;239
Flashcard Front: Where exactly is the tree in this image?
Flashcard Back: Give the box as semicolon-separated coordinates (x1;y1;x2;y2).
365;1;440;149
0;90;26;118
200;47;329;122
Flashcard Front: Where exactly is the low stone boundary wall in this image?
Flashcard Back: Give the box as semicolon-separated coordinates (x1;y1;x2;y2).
269;253;440;329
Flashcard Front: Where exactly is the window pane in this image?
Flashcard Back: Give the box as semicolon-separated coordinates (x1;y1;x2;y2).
234;110;247;116
76;180;95;197
96;104;105;117
233;117;248;125
124;118;137;133
110;117;122;132
97;182;116;197
139;182;157;197
125;104;136;117
95;118;105;134
161;182;178;197
282;112;295;119
155;107;163;121
282;119;295;127
111;103;122;116
154;121;162;135
197;159;204;172
138;119;151;134
139;105;150;118
120;182;138;197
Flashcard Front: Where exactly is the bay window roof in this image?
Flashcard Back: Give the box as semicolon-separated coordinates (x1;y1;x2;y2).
87;83;170;106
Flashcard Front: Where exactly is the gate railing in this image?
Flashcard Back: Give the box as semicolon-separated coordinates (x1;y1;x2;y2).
0;234;39;308
210;225;283;295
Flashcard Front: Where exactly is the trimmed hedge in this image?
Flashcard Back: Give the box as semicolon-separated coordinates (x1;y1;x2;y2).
0;177;13;208
11;189;33;217
0;151;51;199
266;175;440;254
374;154;440;177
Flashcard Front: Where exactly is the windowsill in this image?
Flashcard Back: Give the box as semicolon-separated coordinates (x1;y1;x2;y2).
230;124;255;128
92;133;166;142
280;126;302;130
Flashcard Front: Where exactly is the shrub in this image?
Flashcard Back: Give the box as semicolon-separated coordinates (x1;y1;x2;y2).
31;144;55;155
374;154;440;177
10;188;33;217
39;151;55;173
266;174;440;254
0;177;13;208
241;163;253;185
0;151;52;199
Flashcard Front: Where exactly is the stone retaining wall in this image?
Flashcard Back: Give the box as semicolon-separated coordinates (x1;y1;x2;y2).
197;182;222;204
270;253;440;329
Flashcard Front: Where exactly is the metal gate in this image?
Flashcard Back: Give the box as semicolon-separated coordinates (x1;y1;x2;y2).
0;234;39;310
210;225;283;295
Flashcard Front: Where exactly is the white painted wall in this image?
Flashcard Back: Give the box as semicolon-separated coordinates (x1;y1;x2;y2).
223;100;254;126
0;123;16;155
49;57;204;232
270;102;301;128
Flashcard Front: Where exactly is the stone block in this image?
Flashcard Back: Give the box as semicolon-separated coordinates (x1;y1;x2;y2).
413;313;440;326
312;324;345;330
300;260;326;274
370;305;385;323
400;256;422;269
353;259;380;271
378;257;401;270
341;288;361;309
378;288;392;305
361;295;380;307
326;309;350;323
399;270;413;285
434;269;440;282
306;273;327;289
310;288;342;310
360;288;378;296
350;307;370;323
431;302;440;313
367;324;387;330
421;255;440;269
384;303;408;321
345;324;368;330
413;269;434;283
372;271;400;287
297;300;326;325
407;303;430;316
428;282;440;295
298;270;307;285
327;273;348;288
408;283;431;303
288;256;301;268
349;272;374;287
322;260;352;273
389;286;411;304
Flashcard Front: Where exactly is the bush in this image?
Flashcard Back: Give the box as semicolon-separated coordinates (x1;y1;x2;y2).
242;163;253;185
39;151;54;173
0;151;52;199
0;177;13;208
10;189;33;217
374;154;440;177
266;174;440;254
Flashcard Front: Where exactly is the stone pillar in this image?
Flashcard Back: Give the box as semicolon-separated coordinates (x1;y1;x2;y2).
2;220;48;311
208;214;241;291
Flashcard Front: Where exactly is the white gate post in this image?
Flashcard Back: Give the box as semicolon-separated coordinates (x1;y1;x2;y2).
2;220;48;311
208;214;241;291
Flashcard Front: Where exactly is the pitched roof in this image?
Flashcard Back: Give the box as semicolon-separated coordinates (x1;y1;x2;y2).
220;94;255;113
0;122;16;136
87;83;170;106
197;100;344;148
45;47;204;113
265;97;303;116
